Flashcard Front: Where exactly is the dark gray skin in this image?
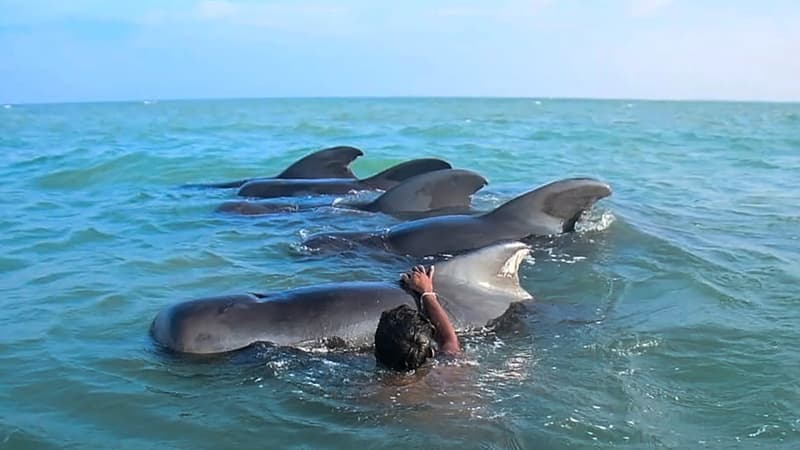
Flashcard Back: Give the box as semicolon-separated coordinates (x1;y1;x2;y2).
302;178;613;257
150;242;532;354
237;158;453;198
195;146;364;188
152;284;411;354
217;169;487;220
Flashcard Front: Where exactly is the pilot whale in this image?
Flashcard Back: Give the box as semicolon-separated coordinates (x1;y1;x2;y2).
236;158;452;199
196;146;365;188
217;169;488;220
302;178;612;257
150;242;532;354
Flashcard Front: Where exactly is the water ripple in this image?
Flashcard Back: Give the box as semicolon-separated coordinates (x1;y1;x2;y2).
1;98;799;449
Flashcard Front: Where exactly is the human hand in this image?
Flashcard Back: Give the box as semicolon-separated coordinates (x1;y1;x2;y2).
401;265;435;295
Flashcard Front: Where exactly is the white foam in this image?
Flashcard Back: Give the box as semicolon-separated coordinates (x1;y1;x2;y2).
576;210;616;233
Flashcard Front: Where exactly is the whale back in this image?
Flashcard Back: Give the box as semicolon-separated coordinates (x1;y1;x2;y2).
483;178;612;235
361;158;452;190
382;178;611;256
190;146;363;188
363;169;487;216
150;244;535;354
151;284;413;354
276;146;363;179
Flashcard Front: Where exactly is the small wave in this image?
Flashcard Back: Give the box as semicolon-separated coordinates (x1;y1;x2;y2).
292;122;349;136
534;248;587;265
398;124;467;138
290;239;320;256
0;256;27;273
26;227;117;253
609;335;663;357
296;228;315;240
330;189;378;206
34;152;186;189
2;104;11;109
576;210;616;233
526;129;567;141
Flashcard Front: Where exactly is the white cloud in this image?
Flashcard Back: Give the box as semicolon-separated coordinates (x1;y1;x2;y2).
628;0;673;18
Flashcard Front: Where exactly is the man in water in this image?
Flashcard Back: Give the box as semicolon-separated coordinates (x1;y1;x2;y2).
374;265;461;371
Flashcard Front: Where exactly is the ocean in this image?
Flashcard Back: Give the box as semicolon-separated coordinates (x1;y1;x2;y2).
1;98;798;449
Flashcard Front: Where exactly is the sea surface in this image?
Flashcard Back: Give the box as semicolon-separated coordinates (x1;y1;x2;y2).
1;98;798;449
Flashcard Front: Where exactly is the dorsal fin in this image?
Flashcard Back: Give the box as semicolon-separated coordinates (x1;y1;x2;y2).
276;146;363;179
192;146;363;188
434;241;533;300
363;169;487;214
484;178;612;235
361;158;452;190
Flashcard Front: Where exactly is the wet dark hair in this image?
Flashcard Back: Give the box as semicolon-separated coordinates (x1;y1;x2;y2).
374;304;435;371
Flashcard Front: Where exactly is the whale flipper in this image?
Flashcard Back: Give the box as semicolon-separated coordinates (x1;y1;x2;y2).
363;169;487;216
361;158;452;190
276;146;363;179
484;178;612;235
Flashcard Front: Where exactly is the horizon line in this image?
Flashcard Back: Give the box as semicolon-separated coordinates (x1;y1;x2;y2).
4;94;800;107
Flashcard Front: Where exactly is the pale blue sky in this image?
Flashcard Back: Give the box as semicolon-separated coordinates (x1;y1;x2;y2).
1;0;798;103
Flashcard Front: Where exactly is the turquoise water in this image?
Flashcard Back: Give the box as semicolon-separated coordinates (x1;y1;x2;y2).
1;98;799;449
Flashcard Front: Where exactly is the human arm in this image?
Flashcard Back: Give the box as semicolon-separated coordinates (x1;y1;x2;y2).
401;265;461;355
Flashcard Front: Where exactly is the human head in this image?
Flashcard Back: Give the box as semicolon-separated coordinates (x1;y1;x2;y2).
374;304;435;371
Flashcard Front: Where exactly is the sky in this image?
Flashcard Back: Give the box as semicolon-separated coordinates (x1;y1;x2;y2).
1;0;799;103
